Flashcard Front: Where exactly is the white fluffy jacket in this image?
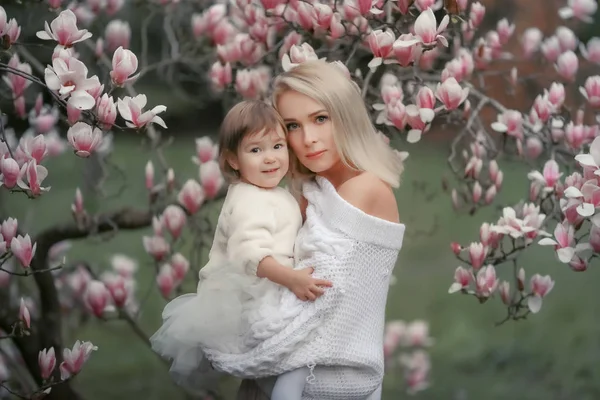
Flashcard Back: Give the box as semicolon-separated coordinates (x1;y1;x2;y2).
206;176;406;400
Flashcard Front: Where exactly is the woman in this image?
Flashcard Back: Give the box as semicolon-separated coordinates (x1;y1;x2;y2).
207;60;406;400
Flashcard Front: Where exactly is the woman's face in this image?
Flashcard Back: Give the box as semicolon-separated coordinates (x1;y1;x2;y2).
277;90;341;174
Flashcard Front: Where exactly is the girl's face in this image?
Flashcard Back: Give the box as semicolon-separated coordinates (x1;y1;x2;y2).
277;90;342;174
227;127;289;189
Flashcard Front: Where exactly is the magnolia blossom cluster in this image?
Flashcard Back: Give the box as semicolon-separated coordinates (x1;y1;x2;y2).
34;10;165;156
446;134;600;319
0;6;21;49
142;136;224;298
383;319;434;395
0;217;37;268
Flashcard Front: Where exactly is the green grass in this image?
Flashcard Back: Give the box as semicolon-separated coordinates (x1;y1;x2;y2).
6;135;600;400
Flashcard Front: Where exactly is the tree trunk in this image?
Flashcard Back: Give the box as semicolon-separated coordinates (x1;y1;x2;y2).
236;379;270;400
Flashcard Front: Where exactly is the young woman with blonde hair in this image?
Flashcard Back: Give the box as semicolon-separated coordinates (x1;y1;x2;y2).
205;60;406;400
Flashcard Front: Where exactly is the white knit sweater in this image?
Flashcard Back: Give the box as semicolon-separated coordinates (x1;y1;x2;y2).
205;176;406;399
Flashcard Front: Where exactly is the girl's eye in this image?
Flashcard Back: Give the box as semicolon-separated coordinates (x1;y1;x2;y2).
316;115;328;123
274;143;285;150
250;147;260;153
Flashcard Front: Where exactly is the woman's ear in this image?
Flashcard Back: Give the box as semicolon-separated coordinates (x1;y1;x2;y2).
226;151;239;171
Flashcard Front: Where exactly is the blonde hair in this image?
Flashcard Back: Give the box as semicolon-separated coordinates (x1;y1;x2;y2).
217;100;287;183
272;60;404;193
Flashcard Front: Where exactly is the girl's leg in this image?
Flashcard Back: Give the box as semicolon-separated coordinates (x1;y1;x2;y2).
271;367;310;400
365;383;382;400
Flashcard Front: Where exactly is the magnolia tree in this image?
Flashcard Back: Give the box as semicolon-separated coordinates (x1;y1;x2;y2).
0;0;599;398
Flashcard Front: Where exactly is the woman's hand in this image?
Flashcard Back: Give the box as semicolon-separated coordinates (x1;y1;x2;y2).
286;267;333;301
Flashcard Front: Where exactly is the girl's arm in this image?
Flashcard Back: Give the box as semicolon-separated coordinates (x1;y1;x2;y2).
257;257;332;301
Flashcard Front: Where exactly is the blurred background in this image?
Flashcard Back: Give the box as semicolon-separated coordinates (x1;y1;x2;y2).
1;0;600;399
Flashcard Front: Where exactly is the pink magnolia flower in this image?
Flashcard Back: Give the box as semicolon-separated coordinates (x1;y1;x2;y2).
117;95;167;129
0;157;20;189
44;57;98;110
395;8;449;48
555;27;578;52
392;34;421;67
110;46;139;86
314;3;333;28
469;1;486;27
404;320;433;347
36;10;92;47
491;110;523;140
383;320;405;359
472;181;482;203
11;234;36;268
580;37;600;65
385;100;407;131
104;20;130;52
527;274;555;313
555;50;579;82
19;298;31;328
498;281;511;305
480;222;501;248
527;159;562;193
209;62;232;92
177;179;205;214
538;221;576;263
67;122;103;158
199;160;224;199
448;266;474;293
162;205;187;239
145;161;154;190
563;179;600;217
102;273;129;308
142;235;170;261
59;340;98;379
559;0;598;23
192;137;218;165
1;218;17;246
415;86;436;122
96;94;117;129
580;76;600;108
435;77;469;110
38;347;56;380
110;254;138;277
367;29;395;69
468;242;487;270
71;188;84;215
2;54;32;99
157;264;175;298
475;265;499;298
1;16;21;47
84;280;110;317
521;27;543;57
19;135;48;164
170;253;190;282
543;84;563;110
281;43;319;71
496;18;515;45
589;224;600;252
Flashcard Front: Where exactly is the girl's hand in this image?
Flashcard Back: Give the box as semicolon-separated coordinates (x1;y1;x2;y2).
287;267;333;301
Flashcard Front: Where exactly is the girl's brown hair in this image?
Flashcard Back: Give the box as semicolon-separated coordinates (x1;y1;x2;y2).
217;100;287;182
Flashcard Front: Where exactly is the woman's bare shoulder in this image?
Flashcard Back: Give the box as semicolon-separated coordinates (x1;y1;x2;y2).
336;173;400;223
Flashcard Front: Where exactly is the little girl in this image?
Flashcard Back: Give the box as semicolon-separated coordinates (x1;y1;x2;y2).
150;100;332;397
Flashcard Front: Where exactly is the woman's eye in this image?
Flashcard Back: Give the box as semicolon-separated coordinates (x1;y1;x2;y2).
286;123;299;131
316;115;328;123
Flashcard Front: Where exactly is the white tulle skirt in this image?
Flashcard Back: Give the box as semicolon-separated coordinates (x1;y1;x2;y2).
150;263;287;390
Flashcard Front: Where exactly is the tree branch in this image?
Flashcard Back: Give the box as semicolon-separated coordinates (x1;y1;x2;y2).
4;207;152;400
